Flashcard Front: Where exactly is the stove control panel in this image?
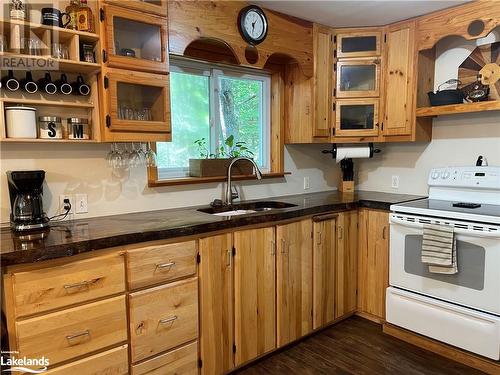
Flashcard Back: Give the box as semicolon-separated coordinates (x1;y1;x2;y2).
428;166;500;189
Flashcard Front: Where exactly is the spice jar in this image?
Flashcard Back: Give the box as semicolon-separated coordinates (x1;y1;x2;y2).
67;117;90;140
39;116;63;139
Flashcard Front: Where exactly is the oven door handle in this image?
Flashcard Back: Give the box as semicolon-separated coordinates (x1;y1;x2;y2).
390;216;500;239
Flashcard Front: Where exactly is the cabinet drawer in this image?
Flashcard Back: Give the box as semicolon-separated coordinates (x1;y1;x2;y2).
131;341;197;375
16;296;127;366
11;252;125;317
44;345;128;375
129;277;198;362
127;241;197;289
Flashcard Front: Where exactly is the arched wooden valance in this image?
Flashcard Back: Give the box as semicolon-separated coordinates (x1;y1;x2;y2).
168;0;313;77
417;1;500;51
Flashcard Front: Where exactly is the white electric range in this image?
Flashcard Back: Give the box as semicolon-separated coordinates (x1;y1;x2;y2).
386;166;500;360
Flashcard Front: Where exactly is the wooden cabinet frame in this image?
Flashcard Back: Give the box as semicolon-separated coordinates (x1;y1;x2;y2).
336;30;382;58
105;0;168;17
104;68;171;134
336;59;381;98
103;5;169;74
334;98;380;137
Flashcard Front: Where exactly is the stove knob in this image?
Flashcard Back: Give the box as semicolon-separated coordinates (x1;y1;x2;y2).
431;171;441;179
442;171;451;179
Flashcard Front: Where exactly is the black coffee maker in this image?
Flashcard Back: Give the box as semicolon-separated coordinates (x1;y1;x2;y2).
7;170;49;232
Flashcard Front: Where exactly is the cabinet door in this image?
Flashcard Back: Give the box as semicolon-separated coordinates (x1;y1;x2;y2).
276;219;313;347
335;211;358;319
233;227;276;366
312;216;337;329
384;21;416;136
313;24;333;138
335;99;380;137
105;0;168;17
199;234;233;374
336;31;382;58
103;5;168;74
105;68;171;134
336;59;380;98
357;209;389;321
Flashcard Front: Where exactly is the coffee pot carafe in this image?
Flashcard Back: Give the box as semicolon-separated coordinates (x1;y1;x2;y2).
7;170;49;232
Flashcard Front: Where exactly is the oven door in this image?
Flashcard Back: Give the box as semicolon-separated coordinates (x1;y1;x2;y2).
389;213;500;315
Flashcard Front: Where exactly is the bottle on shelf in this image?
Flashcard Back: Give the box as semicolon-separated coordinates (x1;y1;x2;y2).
1;70;20;91
20;71;38;94
77;0;94;33
66;0;81;30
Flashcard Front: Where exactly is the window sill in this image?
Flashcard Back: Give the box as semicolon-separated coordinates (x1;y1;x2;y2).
148;172;290;187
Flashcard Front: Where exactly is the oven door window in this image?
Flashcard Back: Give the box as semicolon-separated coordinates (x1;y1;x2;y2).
404;235;485;291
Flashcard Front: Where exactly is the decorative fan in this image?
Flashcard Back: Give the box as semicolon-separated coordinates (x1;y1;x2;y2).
458;42;500;100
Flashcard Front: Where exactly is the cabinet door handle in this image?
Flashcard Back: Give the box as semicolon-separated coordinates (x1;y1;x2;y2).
382;226;387;240
63;280;94;291
271;240;276;256
226;250;232;267
316;232;322;245
66;329;90;344
338;227;343;240
281;239;286;254
159;315;178;325
156;261;175;270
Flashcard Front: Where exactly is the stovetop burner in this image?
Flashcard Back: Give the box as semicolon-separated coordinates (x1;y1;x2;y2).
452;202;482;209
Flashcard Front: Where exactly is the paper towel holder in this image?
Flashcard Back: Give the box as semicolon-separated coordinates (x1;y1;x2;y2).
322;143;381;193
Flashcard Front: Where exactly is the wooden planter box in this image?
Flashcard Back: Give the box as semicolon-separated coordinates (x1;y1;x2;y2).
189;158;254;177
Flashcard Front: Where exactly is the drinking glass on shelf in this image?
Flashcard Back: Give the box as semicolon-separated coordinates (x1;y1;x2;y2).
61;45;69;60
0;35;7;52
52;43;69;59
27;38;41;56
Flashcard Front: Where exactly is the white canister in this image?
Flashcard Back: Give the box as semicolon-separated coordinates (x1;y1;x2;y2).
39;116;63;139
5;106;37;138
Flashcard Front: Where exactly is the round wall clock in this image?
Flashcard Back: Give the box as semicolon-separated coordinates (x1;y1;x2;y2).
238;6;268;45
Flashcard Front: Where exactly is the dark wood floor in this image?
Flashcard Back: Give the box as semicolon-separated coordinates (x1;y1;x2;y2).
234;316;484;375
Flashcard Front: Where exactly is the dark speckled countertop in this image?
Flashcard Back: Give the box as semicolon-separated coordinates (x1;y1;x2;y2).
0;190;424;266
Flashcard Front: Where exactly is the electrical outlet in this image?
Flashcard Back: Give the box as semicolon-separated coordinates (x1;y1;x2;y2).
75;194;88;214
391;175;400;189
59;194;74;214
303;176;310;190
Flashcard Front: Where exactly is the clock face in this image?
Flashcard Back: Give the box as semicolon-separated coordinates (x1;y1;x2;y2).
239;6;268;45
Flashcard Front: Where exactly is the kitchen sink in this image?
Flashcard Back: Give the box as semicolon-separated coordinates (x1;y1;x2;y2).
197;201;298;216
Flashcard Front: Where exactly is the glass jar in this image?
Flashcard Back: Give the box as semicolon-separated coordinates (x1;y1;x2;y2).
67;117;90;140
39;116;63;139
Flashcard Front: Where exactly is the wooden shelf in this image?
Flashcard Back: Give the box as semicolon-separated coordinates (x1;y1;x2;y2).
1;98;95;108
0;53;100;74
416;101;500;118
0;19;99;43
1;138;99;143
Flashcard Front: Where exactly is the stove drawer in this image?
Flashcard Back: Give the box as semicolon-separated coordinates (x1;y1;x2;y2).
386;287;500;360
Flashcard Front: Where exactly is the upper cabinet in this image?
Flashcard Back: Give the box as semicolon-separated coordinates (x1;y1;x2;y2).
104;0;168;17
335;99;380;137
102;5;169;74
336;31;382;58
383;21;416;136
336;59;381;98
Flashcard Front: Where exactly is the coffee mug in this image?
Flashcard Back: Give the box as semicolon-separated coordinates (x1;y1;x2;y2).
41;8;70;28
37;73;57;95
55;73;72;95
72;75;91;96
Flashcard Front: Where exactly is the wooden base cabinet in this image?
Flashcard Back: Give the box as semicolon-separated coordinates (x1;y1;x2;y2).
234;227;276;366
276;219;313;347
312;211;357;329
357;209;390;321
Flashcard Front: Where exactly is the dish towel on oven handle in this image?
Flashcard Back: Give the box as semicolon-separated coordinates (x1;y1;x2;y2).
421;223;458;274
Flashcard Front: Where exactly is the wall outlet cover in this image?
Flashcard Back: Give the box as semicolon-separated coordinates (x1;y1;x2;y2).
391;175;400;189
59;194;74;214
75;193;88;214
303;176;310;190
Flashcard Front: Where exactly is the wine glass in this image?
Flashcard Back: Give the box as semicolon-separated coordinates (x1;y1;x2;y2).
145;142;157;167
129;143;142;168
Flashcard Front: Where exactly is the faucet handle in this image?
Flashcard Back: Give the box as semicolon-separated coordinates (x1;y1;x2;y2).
210;199;224;207
231;185;239;200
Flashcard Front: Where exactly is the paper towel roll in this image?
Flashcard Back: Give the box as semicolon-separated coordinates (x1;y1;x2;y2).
335;146;371;163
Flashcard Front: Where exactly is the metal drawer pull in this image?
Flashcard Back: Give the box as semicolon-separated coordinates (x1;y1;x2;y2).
159;315;178;325
66;330;90;343
64;280;91;290
156;261;176;269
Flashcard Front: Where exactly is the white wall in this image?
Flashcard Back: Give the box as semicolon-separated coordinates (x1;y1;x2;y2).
0;143;339;224
357;31;500;195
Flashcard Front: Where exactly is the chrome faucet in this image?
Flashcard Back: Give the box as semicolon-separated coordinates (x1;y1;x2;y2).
225;157;262;206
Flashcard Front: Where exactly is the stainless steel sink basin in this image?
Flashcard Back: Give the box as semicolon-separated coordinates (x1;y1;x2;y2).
197;201;297;216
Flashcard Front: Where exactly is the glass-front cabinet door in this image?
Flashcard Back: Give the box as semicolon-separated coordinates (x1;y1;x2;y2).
105;0;168;17
336;59;380;98
103;5;168;74
105;69;171;134
336;31;381;58
334;99;379;137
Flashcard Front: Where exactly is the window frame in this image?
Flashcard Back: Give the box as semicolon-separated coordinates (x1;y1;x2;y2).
154;57;273;181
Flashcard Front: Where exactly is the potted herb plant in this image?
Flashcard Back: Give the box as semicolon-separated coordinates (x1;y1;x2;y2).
189;135;256;177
